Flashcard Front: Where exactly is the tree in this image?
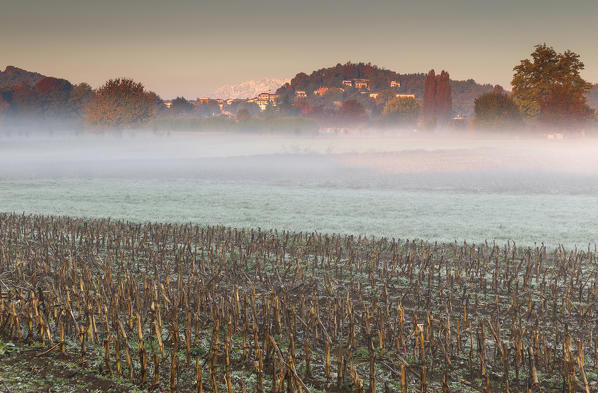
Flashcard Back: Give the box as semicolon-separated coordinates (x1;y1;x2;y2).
10;83;41;117
0;94;9;120
294;100;313;115
474;87;522;130
36;77;73;119
588;84;598;111
370;89;397;115
35;77;73;115
236;108;250;121
512;44;592;119
337;99;367;125
538;83;593;130
422;69;453;128
86;78;157;127
375;90;397;105
382;96;421;126
423;70;436;123
170;97;194;113
67;83;94;119
435;71;452;122
196;100;222;117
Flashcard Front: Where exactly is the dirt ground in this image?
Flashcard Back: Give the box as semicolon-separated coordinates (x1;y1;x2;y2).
0;342;144;393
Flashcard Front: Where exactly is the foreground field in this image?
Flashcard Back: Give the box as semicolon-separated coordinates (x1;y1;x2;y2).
0;213;596;392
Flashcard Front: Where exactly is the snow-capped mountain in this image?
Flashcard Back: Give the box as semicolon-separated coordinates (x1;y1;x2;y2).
212;78;289;99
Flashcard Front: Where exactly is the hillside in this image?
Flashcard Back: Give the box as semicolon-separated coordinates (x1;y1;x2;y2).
276;62;495;116
0;65;45;88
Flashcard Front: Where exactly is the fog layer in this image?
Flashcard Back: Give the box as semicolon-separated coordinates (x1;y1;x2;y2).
2;132;598;194
1;131;598;247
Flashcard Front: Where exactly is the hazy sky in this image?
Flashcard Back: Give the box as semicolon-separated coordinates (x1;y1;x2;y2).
2;0;597;98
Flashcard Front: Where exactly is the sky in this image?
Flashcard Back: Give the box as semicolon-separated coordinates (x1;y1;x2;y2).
2;0;597;99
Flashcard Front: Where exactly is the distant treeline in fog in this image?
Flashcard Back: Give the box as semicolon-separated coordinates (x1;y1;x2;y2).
0;44;597;134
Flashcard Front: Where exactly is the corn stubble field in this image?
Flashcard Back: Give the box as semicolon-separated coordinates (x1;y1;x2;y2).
0;213;597;392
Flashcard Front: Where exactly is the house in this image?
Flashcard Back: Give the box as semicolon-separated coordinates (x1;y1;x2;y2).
314;87;329;96
353;78;369;90
295;90;307;98
451;115;468;129
259;93;279;103
255;92;280;111
256;100;269;111
390;81;401;88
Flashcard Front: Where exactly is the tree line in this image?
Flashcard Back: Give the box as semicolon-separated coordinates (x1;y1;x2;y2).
474;44;596;132
0;44;596;132
0;76;160;128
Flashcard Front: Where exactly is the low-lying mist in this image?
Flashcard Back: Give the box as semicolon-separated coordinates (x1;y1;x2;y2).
1;129;598;194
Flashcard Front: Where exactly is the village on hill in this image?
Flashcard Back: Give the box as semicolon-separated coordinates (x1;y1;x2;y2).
163;78;415;117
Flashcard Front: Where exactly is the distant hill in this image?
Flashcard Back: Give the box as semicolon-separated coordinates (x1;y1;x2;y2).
212;78;290;99
0;66;45;88
276;62;495;116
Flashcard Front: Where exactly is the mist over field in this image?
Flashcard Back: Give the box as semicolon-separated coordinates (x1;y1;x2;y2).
1;129;598;247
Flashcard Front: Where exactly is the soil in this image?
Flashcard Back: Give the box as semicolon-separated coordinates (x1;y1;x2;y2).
0;343;143;393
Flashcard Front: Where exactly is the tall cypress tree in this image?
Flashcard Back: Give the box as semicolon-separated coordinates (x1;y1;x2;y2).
435;70;452;122
423;70;436;123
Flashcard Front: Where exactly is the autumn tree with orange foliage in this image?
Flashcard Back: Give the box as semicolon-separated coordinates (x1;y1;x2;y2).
294;100;313;115
34;77;74;118
512;44;593;128
86;78;159;128
337;99;368;125
538;84;594;131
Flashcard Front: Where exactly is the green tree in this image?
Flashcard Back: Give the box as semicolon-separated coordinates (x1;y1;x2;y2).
473;87;522;130
382;96;421;126
376;90;396;104
170;96;194;113
512;44;592;118
86;78;157;127
370;89;397;116
67;83;94;119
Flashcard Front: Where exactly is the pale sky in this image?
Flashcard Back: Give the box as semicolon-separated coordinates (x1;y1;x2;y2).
2;0;597;99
